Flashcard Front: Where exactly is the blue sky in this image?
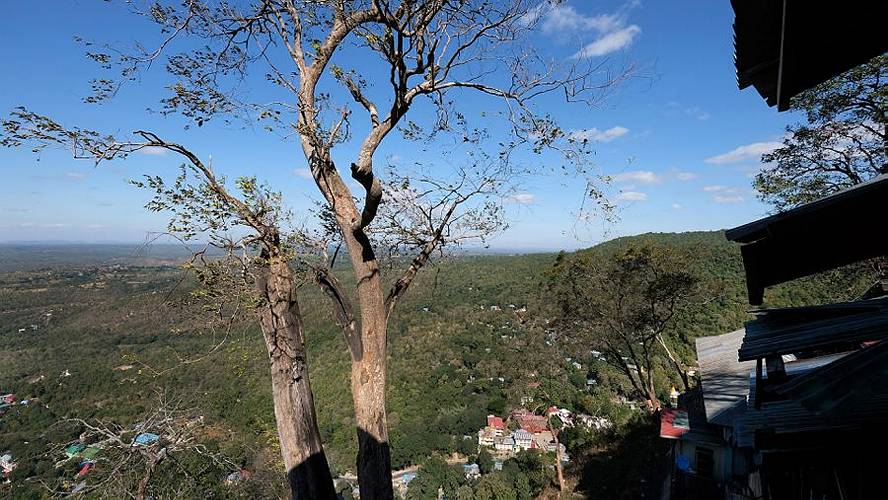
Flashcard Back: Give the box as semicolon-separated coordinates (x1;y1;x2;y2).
0;1;798;250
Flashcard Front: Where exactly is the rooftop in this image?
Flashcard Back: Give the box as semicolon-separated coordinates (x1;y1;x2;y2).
696;329;757;427
726;174;888;304
732;0;888;110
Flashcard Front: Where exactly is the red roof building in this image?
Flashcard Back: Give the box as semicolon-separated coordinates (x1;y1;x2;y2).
486;415;505;431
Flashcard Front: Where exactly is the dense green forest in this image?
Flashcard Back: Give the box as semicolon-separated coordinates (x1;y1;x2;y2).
0;231;872;498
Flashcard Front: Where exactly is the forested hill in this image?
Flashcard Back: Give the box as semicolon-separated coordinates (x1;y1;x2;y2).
0;232;871;497
564;230;872;366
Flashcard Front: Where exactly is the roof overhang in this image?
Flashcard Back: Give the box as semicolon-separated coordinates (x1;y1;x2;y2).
732;0;888;110
726;174;888;305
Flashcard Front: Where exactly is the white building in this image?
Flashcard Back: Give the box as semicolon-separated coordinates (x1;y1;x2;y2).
494;436;515;452
512;429;532;451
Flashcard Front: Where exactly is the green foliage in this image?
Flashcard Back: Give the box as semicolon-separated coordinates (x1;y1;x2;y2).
548;240;701;403
405;455;465;499
477;447;495;475
474;472;517;500
0;233;871;497
756;55;887;210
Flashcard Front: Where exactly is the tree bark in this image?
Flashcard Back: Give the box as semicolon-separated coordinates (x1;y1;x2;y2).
343;235;394;500
258;256;337;500
657;334;690;391
313;159;394;499
136;455;158;500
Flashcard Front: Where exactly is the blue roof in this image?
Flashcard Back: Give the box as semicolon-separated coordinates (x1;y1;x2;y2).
134;433;159;445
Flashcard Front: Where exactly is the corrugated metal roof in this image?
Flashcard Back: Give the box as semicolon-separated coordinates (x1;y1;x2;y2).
773;340;888;416
734;343;888;448
739;297;888;361
734;395;888;450
696;329;757;427
731;1;888;111
725;174;888;304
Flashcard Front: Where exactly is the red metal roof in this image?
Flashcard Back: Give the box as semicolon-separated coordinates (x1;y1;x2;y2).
516;414;548;434
659;408;690;439
487;415;504;430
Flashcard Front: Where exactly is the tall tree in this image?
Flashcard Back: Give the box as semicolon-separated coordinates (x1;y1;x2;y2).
2;1;629;497
548;241;699;410
755;55;887;210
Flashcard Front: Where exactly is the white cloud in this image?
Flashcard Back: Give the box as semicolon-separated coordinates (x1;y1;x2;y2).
526;3;641;59
541;6;623;35
671;203;684;210
292;168;313;179
65;171;86;179
713;195;744;204
684;106;711;121
573;25;641;58
705;141;781;164
140;146;168;156
675;171;697;181
507;193;536;205
701;184;746;203
613;170;660;184
615;191;647;202
568;126;629;143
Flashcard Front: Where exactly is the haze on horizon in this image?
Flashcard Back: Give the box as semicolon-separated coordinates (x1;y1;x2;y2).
0;1;794;251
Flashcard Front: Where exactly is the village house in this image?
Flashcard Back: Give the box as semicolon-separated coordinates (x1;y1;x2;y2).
576;414;612;431
477;414;506;448
463;463;480;479
477;427;496;448
1;453;16;479
512;429;532;451
510;408;548;434
494;436;515;452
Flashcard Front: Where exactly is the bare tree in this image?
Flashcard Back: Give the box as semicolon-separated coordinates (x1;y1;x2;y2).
43;392;237;499
2;1;631;497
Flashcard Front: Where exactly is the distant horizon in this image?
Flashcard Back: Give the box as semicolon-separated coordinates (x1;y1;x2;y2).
2;1;788;249
0;227;730;254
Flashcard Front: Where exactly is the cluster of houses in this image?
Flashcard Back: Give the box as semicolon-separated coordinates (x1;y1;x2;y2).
477;408;585;461
0;393;32;416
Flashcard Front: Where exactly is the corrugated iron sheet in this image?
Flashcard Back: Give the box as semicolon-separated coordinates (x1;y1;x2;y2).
696;329;756;427
739;297;888;361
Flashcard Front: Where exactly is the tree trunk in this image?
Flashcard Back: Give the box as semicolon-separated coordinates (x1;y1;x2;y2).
548;416;565;494
352;350;394;500
258;257;337;500
307;153;395;497
345;242;394;499
136;455;158;500
657;334;690;391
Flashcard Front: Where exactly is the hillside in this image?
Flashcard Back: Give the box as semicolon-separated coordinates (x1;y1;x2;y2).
0;232;872;497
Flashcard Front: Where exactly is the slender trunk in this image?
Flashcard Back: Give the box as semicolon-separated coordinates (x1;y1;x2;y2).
258;258;336;499
352;349;393;500
657;334;690;391
306;151;394;497
548;416;564;495
344;235;394;500
136;455;158;500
